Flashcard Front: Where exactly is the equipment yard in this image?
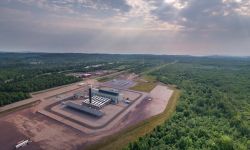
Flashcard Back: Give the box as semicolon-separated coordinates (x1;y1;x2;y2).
0;72;173;150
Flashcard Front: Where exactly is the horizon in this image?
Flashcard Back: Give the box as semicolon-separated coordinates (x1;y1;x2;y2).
1;50;250;58
0;0;250;56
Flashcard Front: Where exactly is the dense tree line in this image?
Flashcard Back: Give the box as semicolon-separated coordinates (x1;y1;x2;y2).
0;73;81;93
126;61;250;150
0;92;30;106
2;52;250;150
0;73;81;106
0;53;164;106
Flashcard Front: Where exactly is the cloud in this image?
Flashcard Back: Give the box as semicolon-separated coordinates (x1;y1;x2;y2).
164;0;188;9
0;0;249;55
14;0;131;16
151;0;250;37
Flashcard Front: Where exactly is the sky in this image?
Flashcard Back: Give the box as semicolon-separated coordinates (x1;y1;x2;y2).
0;0;249;56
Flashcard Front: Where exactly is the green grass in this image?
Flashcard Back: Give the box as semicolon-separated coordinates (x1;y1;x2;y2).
130;75;157;92
130;82;156;92
97;76;113;82
85;88;180;150
130;62;176;92
96;70;128;82
143;75;156;82
140;61;177;76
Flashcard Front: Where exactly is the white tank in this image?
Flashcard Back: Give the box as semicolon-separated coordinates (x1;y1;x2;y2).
15;140;30;149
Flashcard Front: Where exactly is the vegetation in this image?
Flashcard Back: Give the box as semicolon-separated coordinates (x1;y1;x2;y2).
126;60;250;150
0;52;166;106
130;75;157;92
1;52;249;150
0;73;81;106
130;81;156;92
86;88;180;150
97;71;127;82
130;62;177;92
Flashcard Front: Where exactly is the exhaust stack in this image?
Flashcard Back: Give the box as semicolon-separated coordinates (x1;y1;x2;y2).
89;88;92;104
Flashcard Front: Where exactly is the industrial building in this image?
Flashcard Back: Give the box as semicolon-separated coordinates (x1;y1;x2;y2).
82;73;92;78
65;87;123;118
65;101;104;117
82;95;111;109
73;92;85;99
91;88;122;104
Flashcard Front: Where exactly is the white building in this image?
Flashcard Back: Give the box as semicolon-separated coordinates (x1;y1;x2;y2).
91;88;122;104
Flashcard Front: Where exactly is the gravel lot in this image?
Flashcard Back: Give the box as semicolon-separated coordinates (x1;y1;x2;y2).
0;79;173;150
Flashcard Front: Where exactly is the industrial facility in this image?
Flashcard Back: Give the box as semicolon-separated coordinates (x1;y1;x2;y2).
65;101;104;117
65;87;123;118
91;88;122;104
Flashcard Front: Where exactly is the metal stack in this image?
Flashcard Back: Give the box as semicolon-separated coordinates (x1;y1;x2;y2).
89;88;92;104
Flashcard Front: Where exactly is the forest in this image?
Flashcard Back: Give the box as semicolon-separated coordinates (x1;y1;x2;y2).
0;53;139;106
0;52;168;106
126;58;250;149
1;53;249;150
